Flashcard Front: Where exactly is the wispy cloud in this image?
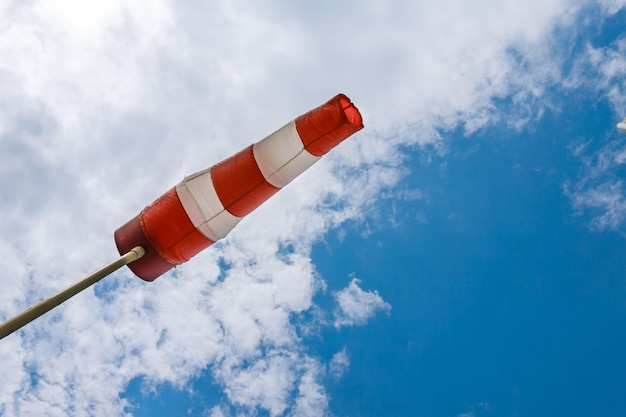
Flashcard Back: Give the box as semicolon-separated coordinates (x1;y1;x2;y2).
569;180;626;231
329;348;350;380
565;135;626;233
550;5;626;234
565;24;626;114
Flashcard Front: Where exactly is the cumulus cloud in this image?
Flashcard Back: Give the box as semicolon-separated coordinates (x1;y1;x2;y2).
333;279;391;328
0;0;616;416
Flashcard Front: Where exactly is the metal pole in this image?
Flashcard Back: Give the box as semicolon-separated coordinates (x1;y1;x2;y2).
0;246;145;341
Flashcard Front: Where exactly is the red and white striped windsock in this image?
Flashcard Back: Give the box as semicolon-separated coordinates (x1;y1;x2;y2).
114;94;364;281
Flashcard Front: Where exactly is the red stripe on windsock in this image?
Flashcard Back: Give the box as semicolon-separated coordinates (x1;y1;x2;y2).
140;187;214;265
295;94;364;157
114;187;215;281
210;145;280;217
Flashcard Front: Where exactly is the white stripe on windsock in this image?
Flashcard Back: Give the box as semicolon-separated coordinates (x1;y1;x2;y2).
176;170;241;242
253;121;320;188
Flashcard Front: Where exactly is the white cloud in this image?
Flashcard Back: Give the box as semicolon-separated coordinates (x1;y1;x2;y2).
218;352;297;416
566;134;626;233
544;5;626;234
329;348;350;380
291;359;328;417
0;0;612;416
568;180;626;232
598;0;626;14
333;278;391;328
564;25;626;115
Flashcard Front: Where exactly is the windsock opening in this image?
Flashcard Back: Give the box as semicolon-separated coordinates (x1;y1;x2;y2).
295;93;364;157
338;93;364;130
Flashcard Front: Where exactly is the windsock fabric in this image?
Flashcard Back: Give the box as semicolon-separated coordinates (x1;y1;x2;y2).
114;93;364;281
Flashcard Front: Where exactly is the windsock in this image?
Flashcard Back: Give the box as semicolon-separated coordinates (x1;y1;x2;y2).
114;94;363;281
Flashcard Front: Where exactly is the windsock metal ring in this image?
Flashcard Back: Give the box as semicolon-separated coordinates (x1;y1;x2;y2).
114;93;364;281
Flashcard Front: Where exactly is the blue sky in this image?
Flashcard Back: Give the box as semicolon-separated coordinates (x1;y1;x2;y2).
316;108;626;416
1;1;626;417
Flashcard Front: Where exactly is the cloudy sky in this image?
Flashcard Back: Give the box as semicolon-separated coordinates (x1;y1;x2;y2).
1;1;626;416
